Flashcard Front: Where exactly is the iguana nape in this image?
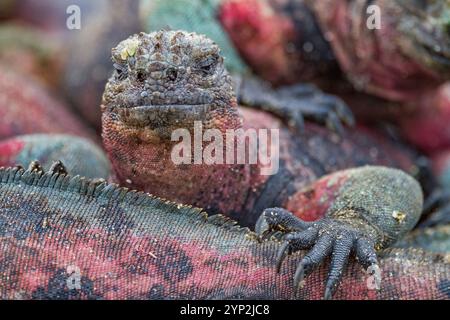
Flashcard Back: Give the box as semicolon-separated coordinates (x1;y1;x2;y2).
0;164;448;300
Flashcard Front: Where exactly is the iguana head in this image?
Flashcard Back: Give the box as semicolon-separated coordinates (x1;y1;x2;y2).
102;30;240;140
392;0;450;77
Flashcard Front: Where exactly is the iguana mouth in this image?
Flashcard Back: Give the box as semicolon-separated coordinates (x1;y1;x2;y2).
118;104;213;127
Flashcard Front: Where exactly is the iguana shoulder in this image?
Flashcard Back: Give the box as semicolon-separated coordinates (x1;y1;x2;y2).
0;134;110;179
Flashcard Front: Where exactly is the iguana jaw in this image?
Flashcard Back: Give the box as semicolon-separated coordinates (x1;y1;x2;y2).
116;104;214;128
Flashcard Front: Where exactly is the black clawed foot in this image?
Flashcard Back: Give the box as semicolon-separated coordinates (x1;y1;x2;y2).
256;209;380;300
236;77;354;136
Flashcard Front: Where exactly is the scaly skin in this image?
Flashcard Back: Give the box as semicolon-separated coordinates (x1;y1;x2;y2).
218;0;450;152
102;31;419;224
0;166;447;300
0;134;110;179
101;31;426;298
140;0;358;134
0;65;96;142
305;0;450;101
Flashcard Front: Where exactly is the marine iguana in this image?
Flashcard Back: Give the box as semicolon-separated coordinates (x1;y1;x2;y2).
218;0;450;157
100;31;430;298
0;164;448;300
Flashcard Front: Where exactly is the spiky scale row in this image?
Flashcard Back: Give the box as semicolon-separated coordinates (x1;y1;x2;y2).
101;31;429;298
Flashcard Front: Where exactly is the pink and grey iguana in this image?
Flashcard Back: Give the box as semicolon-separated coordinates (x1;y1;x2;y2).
99;31;440;298
0;164;448;300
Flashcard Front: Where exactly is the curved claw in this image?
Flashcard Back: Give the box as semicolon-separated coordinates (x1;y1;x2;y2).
294;234;334;291
324;235;354;299
316;95;355;127
355;238;378;269
261;208;313;232
325;111;345;137
276;241;291;273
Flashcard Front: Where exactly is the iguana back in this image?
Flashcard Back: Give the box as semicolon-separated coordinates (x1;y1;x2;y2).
0;167;448;299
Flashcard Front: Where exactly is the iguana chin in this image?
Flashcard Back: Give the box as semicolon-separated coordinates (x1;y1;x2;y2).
0;164;448;300
101;31;427;298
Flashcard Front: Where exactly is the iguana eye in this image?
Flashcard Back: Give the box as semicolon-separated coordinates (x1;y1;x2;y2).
197;56;218;74
113;63;128;80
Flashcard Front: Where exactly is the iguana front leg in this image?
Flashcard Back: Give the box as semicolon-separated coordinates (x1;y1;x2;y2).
256;166;424;299
235;76;354;135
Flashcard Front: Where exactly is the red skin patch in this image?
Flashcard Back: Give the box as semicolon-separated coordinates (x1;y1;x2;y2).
399;83;450;154
285;171;347;221
2;221;446;299
308;0;442;102
219;0;297;84
1;225;287;299
0;138;25;166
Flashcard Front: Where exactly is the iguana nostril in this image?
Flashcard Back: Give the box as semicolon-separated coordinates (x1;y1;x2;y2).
166;67;178;81
136;71;146;82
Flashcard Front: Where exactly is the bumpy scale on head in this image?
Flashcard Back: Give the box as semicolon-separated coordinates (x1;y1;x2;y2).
102;30;240;139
